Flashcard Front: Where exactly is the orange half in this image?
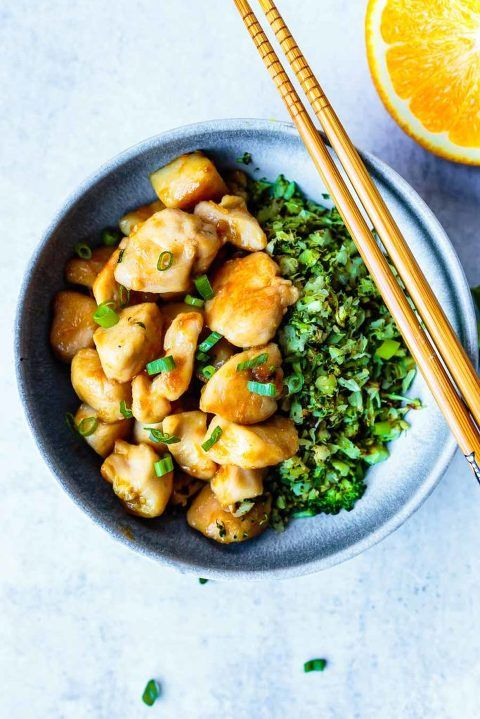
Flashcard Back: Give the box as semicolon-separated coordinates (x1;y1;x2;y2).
366;0;480;164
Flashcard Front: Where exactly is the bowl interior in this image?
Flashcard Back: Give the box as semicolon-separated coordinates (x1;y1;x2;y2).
16;119;477;579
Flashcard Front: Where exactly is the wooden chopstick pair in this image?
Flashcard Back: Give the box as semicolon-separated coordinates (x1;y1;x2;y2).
233;0;480;480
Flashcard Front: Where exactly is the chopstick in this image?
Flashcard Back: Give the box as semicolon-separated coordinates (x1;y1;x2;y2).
257;0;480;430
232;0;480;480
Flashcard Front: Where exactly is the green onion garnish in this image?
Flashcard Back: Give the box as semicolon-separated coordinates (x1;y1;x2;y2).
77;416;98;436
154;454;174;477
198;332;222;353
236;352;269;372
120;401;133;419
304;658;327;673
65;412;78;435
119;285;130;307
157;250;173;271
202;365;216;380
375;339;401;360
146;428;180;445
201;426;222;452
194;274;214;300
101;228;121;247
93;301;119;328
184;294;205;308
196;351;209;362
117;248;125;263
236;152;252;165
74;242;92;259
247;381;277;396
146;355;176;375
142;679;161;706
198;578;208;584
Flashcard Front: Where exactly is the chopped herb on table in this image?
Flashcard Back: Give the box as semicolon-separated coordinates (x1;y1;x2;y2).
304;658;327;673
142;678;161;706
248;174;421;530
198;577;208;584
236;151;252;165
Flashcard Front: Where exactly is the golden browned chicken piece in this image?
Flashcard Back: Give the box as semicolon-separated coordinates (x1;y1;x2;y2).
74;403;131;457
162;411;217;480
132;420;166;449
114;209;220;294
50;291;97;362
187;485;271;543
200;344;282;424
71;348;131;422
150;152;228;209
205;252;299;347
93;303;163;383
92;239;128;306
101;440;173;518
131;312;203;422
65;247;115;289
119;200;164;236
194;195;267;251
202;415;299;469
210;465;265;508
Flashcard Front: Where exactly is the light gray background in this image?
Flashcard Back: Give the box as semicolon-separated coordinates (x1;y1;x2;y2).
2;1;480;717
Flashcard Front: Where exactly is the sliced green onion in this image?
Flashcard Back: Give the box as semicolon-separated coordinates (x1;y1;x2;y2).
375;339;401;360
120;401;133;419
198;577;208;585
198;332;222;353
236;352;268;372
146;355;176;375
77;416;98;436
101;228;121;247
292;509;317;518
119;285;130;307
247;381;277;397
202;365;216;380
142;679;161;706
154;454;174;477
157;250;173;271
194;274;214;300
74;242;92;259
196;351;209;362
304;658;327;673
146;428;180;445
65;412;78;435
117;248;125;263
93;301;119;328
201;426;223;452
236;152;252;165
184;294;204;308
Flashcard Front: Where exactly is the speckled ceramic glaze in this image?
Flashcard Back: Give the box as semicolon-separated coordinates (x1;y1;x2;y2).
15;119;478;580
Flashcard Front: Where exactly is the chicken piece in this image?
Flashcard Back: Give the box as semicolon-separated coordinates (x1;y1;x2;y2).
131;374;172;423
195;195;267;251
170;472;203;507
93;302;163;383
65;246;115;289
205;252;299;347
101;440;173;518
50;291;97;362
226;169;248;200
74;403;131;457
160;301;203;332
133;420;166;449
152;312;203;400
71;348;131;422
150;151;227;210
119;200;164;236
200;344;282;424
114;209;220;294
211;465;265;508
162;411;217;480
202;415;299;469
92;239;128;305
187;485;271;543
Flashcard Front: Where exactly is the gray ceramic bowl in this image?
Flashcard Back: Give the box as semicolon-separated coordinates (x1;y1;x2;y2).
16;119;478;580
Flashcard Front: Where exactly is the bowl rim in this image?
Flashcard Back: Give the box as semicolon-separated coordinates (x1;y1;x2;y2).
15;118;478;580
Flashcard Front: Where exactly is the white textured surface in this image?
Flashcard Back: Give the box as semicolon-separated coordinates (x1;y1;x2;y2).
2;1;480;717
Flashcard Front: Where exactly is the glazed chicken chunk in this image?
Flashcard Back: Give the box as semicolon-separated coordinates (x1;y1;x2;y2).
92;239;128;306
65;246;115;289
74;403;132;458
200;343;283;424
210;465;265;508
71;348;131;423
101;440;173;518
162;411;217;480
195;195;267;251
114;209;221;294
119;200;164;236
50;291;97;362
187;484;271;543
93;302;163;383
202;415;299;469
205;252;299;347
150;151;228;209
